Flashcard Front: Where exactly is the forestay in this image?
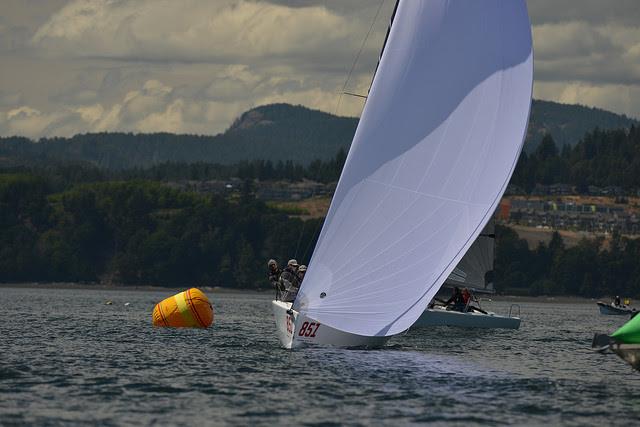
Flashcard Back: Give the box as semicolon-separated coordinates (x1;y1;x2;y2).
294;0;533;336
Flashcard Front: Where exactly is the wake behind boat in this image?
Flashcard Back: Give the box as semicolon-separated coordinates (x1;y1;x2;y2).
271;0;534;349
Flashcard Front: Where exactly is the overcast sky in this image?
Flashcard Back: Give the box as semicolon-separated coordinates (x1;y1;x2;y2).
1;0;639;139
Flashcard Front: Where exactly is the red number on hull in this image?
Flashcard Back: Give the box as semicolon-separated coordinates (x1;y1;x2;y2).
298;321;320;338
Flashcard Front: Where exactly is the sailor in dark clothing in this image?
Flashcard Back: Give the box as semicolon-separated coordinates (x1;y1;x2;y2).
280;259;300;303
267;259;283;299
461;287;488;314
444;287;466;312
297;265;307;284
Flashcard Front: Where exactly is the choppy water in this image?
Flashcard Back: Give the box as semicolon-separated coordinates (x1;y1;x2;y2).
1;286;638;426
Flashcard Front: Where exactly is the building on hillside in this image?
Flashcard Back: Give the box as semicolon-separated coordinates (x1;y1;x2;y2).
505;198;640;235
255;180;334;201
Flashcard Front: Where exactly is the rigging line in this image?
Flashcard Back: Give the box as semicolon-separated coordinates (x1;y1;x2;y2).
370;0;400;93
296;0;388;263
301;214;325;264
332;0;387;117
343;92;368;99
295;1;385;263
294;219;305;259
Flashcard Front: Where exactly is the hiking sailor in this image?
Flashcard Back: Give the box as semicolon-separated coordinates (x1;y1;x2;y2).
267;259;283;299
461;288;488;314
279;259;300;303
444;287;466;312
297;265;307;284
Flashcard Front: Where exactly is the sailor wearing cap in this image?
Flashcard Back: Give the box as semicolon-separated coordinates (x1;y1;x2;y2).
279;259;300;302
297;265;307;284
267;259;283;298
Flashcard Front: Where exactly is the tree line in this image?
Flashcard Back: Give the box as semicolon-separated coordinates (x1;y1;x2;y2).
512;125;640;192
5;125;640;195
2;171;640;297
2;101;637;169
495;225;640;298
0;148;347;193
0;174;321;288
0;104;357;168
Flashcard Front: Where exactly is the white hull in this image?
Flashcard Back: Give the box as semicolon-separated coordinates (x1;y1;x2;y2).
597;302;634;315
272;300;390;349
413;306;520;330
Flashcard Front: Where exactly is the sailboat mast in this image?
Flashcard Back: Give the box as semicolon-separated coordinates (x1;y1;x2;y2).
369;0;401;94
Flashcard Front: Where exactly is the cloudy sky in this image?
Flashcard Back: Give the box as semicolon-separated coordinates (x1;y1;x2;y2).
0;0;639;139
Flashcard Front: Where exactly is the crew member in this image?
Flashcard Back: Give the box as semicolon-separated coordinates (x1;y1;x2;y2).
461;288;488;314
267;259;283;299
462;288;471;307
280;259;300;303
297;265;307;284
445;287;465;312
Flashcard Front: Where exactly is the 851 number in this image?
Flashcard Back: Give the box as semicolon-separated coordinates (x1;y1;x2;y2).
298;321;320;337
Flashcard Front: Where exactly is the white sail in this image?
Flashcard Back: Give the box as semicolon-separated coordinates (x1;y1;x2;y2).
446;220;495;293
294;0;533;337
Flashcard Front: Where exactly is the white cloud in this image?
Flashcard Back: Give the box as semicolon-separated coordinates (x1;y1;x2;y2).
0;78;286;137
135;99;185;133
533;22;616;61
530;8;640;119
1;0;639;140
31;0;362;65
527;0;640;27
2;106;67;138
534;82;640;119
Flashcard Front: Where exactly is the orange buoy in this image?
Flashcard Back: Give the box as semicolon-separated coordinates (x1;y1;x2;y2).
152;288;214;328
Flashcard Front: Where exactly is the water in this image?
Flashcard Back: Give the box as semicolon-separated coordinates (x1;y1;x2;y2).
1;286;638;426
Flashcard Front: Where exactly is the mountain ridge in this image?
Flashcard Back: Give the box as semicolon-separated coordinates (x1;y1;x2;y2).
0;100;637;169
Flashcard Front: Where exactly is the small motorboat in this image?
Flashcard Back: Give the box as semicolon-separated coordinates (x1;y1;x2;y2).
597;301;635;315
413;304;520;330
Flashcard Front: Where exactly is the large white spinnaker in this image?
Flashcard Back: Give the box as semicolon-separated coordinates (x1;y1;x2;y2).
293;0;533;338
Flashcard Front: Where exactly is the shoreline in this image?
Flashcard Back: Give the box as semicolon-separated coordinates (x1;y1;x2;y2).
0;282;610;303
479;294;599;304
0;282;271;295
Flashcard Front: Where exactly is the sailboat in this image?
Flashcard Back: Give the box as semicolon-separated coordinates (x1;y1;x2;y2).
273;0;534;349
412;220;522;329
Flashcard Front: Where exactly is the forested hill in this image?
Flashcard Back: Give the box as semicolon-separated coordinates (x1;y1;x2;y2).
526;100;637;152
1;100;637;169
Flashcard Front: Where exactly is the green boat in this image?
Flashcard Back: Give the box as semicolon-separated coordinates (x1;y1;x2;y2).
593;313;640;370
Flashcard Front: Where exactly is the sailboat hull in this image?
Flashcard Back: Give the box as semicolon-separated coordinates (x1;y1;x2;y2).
272;300;390;349
413;306;520;329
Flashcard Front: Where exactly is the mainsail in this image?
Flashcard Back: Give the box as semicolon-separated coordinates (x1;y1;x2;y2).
446;220;495;293
294;0;533;336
